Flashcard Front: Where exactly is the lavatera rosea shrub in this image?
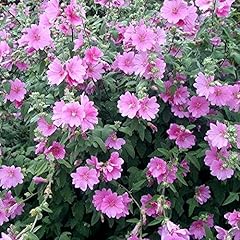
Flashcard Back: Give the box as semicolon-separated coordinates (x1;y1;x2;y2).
0;0;240;239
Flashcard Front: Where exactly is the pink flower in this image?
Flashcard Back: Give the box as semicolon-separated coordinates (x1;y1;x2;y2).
101;192;125;218
206;122;228;149
167;124;196;149
147;157;167;178
52;101;65;127
171;103;190;118
117;92;140;118
37;117;56;137
117;52;135;75
188;96;210;118
80;94;98;132
85;62;105;81
33;176;48;184
227;85;240;112
45;0;60;21
132;24;156;52
195;0;214;11
73;32;84;51
159;220;190;240
45;141;66;160
189;220;206;239
173;86;189;106
193;72;214;99
103;152;124;181
24;24;52;50
47;58;67;85
160;0;188;24
62;102;84;127
0;232;15;240
133;52;149;76
224;210;240;227
5;79;26;102
208;85;231;106
84;47;103;64
105;132;126;150
157;165;177;184
65;1;85;26
215;226;228;240
0;204;8;226
116;192;131;218
210;159;234;180
195;184;211;205
71;166;99;191
92;188;112;211
65;56;86;85
215;0;234;18
0;41;11;62
0;166;24;189
35;141;46;155
138;96;160;121
140;194;159;217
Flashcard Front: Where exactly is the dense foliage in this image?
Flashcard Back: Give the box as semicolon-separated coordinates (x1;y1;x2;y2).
0;0;240;239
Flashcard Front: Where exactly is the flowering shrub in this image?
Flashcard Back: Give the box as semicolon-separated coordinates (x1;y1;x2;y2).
0;0;240;239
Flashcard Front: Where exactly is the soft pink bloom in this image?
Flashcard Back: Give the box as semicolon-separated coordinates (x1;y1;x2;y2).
210;159;234;180
65;1;85;26
167;124;196;149
195;0;214;11
227;85;240;112
140;194;159;217
0;166;24;189
157;165;178;184
35;141;46;155
73;32;84;51
236;124;240;149
132;24;156;52
0;203;8;226
101;192;125;218
160;0;188;24
24;24;52;50
86;156;102;176
171;103;190;118
117;52;135;75
0;41;11;62
0;232;15;240
117;92;140;119
193;72;214;99
80;94;98;132
206;122;228;149
159;220;190;240
92;188;112;211
188;96;210;118
45;141;66;160
47;58;67;85
144;58;166;80
45;0;60;21
85;62;105;81
138;96;160;120
224;210;240;227
208;86;231;106
105;132;126;150
215;0;234;18
52;101;65;127
173;86;189;106
133;52;149;76
180;159;190;176
215;226;228;240
71;166;99;191
62;102;84;127
195;184;211;205
103;152;124;181
116;192;131;218
84;47;103;64
155;27;166;46
37;117;56;137
65;56;86;85
189;220;206;239
5;79;26;102
147;157;167;178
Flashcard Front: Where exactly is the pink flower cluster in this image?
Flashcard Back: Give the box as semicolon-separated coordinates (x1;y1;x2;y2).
204;147;234;180
47;47;105;86
94;0;128;8
92;188;131;218
167;123;196;149
52;94;98;132
147;157;177;184
0;166;24;189
0;191;24;226
71;152;124;191
118;92;160;120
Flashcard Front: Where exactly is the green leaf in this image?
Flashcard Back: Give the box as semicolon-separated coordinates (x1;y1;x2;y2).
176;172;188;186
187;198;198;217
59;232;72;240
148;217;164;226
91;210;100;226
124;142;135;158
222;192;239;206
93;136;106;153
132;179;146;191
126;218;139;223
